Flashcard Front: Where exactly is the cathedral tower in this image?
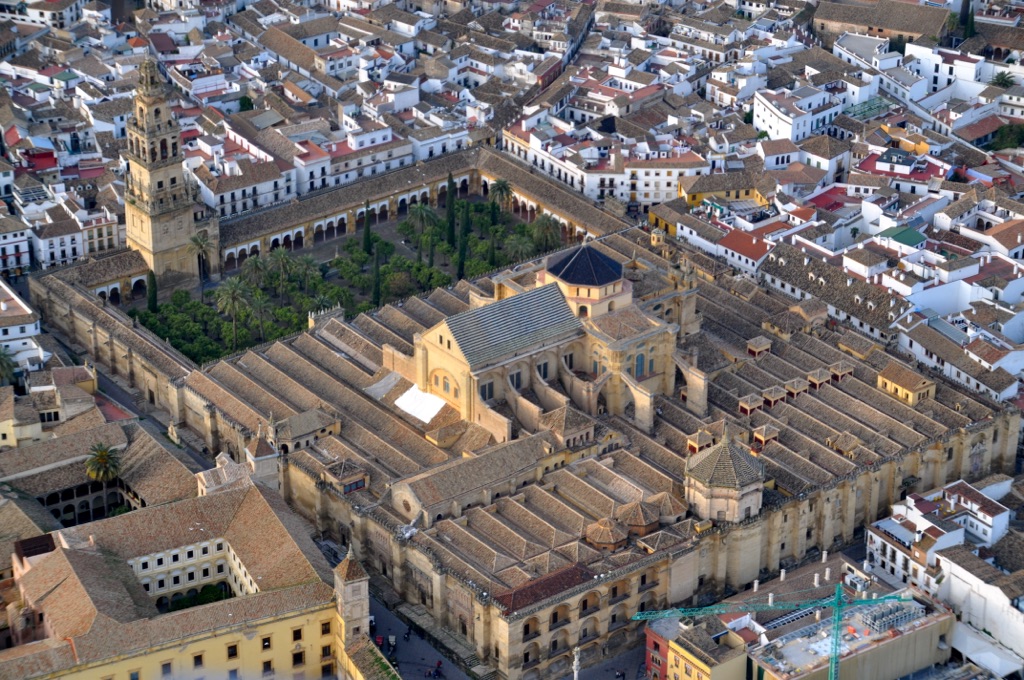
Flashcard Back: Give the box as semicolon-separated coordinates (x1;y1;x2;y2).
124;59;219;284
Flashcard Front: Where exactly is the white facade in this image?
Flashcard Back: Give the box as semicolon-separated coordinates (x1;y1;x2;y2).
752;86;842;142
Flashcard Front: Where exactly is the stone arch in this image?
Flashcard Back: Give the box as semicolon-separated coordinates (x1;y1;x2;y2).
578;615;600;643
429;368;461;403
280;443;289;454
108;287;121;305
578;590;602;614
316;224;327;244
224;252;237;271
132;277;147;297
437;185;448;209
398;197;408;215
420;191;429;204
159;138;168;159
249;245;260;258
548;628;570;655
459;177;469;196
236;249;248;268
270;237;280;250
521;616;541;640
481;179;489;196
522;642;541;669
378;204;389;222
282;233;293;250
293;231;304;249
549;603;570;628
156;596;169;613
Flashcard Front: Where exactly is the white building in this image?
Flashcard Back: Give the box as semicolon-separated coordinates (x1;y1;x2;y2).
904;43;984;94
867;479;1013;597
752;86;842;142
0;277;51;375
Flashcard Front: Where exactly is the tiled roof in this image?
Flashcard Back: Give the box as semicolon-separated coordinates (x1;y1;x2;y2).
492;562;595;613
546;245;623;287
445;284;581;370
686;438;764;489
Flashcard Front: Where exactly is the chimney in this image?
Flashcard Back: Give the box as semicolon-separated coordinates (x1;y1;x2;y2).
768;593;775;606
1018;233;1022;245
825;567;832;581
753;579;759;592
822;550;828;563
847;278;852;286
814;573;820;587
804;257;810;266
780;568;786;581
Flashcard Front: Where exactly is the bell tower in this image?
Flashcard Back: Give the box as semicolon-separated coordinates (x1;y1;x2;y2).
124;58;219;284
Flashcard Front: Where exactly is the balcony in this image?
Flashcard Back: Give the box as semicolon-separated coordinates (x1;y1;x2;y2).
638;580;659;593
580;605;601;617
609;593;630;605
523;631;541;642
549;619;570;631
523;658;540;670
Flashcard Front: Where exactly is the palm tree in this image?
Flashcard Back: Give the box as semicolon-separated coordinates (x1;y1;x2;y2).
295;254;319;293
85;442;121;483
408;203;438;236
490;179;512;211
991;71;1016;88
187;232;213;296
0;346;17;386
241;255;268;290
531;214;563;252
505;234;535;263
312;293;333;312
267;247;294;299
248;290;272;342
216;277;249;350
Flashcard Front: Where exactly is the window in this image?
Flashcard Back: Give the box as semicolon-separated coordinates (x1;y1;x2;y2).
263;661;273;676
187;549;194;560
194;654;204;669
293;629;303;642
162;662;172;676
130;673;140;680
262;636;272;650
228;671;238;680
480;382;494;401
228;644;238;660
322;621;331;636
322;645;332;660
293;651;305;667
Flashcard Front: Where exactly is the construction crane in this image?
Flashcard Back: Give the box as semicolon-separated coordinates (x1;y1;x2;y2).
632;582;911;680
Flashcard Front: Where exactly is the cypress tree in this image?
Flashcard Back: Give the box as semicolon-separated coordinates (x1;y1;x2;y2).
362;201;372;254
146;270;158;313
445;173;456;247
959;0;970;27
461;200;472;238
490;200;499;227
428;235;435;268
371;245;381;307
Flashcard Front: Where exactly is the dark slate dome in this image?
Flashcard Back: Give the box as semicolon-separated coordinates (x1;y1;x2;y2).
546;245;623;287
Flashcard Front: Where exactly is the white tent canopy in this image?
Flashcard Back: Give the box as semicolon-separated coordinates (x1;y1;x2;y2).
952;622;1024;678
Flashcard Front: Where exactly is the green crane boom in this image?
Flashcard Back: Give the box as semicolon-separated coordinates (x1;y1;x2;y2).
632;583;910;680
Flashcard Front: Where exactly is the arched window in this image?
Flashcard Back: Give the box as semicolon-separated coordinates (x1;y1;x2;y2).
635;353;645;377
443;377;450;393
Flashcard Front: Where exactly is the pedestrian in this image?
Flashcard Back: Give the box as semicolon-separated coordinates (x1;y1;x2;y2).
436;660;443;668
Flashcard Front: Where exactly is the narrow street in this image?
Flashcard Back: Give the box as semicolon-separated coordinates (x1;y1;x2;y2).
368;597;472;680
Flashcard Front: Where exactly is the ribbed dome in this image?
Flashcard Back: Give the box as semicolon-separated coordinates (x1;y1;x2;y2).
686;438;764;489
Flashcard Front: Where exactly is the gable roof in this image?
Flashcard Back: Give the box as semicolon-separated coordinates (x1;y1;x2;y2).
445;284;582;370
546;245;623;287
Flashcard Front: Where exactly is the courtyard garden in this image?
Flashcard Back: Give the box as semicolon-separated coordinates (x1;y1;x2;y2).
131;179;565;365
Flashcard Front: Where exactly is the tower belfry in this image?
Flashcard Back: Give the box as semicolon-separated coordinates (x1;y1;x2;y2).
124;58;218;284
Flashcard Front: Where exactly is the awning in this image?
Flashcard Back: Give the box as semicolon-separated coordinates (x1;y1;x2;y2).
951;622;1024;678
